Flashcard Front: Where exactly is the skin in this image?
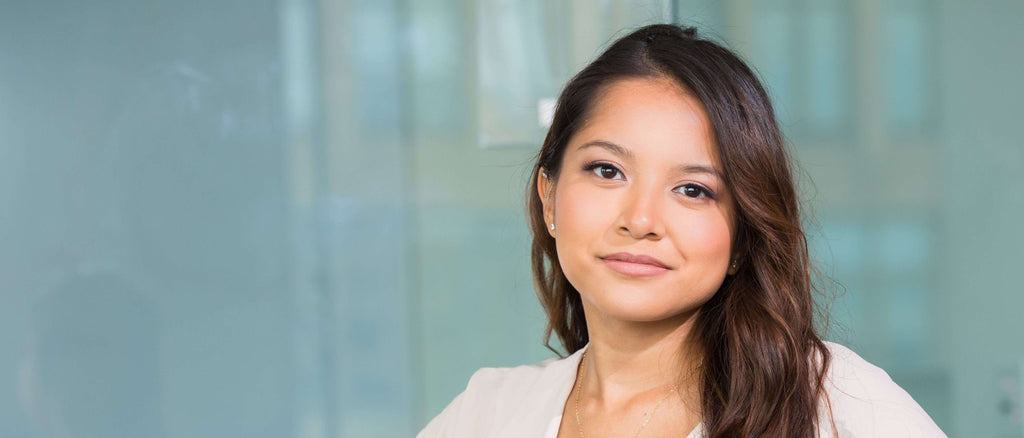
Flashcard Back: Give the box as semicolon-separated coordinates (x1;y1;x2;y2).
538;77;739;437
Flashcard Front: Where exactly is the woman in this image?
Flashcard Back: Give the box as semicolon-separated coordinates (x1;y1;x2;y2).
418;24;945;437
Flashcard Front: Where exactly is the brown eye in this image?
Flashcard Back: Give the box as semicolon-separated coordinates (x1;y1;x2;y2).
676;183;714;199
583;162;624;180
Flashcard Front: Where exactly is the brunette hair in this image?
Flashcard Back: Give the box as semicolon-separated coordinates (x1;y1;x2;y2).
525;24;836;437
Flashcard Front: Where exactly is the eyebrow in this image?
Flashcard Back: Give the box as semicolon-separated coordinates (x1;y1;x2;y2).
576;140;723;179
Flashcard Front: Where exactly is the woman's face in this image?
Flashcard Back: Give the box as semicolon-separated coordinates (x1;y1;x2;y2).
538;77;738;323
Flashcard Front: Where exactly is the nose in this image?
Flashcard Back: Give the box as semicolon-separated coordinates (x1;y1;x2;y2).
616;183;666;240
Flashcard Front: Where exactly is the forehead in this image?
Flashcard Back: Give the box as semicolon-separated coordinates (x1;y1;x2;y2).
571;77;720;166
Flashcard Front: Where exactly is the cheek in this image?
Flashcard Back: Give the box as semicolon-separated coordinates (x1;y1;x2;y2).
671;209;734;259
554;185;614;237
552;185;617;270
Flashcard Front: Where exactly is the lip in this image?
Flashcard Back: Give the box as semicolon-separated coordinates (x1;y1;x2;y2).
600;252;671;277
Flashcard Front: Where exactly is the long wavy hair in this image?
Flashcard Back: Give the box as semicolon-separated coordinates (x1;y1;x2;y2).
525;24;836;437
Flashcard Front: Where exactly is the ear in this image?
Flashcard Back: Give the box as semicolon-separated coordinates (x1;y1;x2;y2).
537;168;555;236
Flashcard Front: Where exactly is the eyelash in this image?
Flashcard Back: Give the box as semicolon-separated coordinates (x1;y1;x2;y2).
582;161;717;200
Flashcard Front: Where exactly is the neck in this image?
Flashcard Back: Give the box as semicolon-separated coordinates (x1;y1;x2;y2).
579;303;703;411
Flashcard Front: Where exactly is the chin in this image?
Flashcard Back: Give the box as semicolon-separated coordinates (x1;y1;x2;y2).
587;293;700;323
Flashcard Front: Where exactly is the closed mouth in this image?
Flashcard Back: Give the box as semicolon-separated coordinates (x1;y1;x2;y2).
600;252;671;269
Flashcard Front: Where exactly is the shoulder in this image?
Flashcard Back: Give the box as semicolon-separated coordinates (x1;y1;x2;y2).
818;341;947;437
470;354;562;389
417;353;577;438
456;355;566;410
472;354;564;383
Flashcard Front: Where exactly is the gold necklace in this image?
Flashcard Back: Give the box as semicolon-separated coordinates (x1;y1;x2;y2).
573;351;682;438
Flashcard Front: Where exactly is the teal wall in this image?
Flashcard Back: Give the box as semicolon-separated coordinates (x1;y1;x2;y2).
0;1;1021;437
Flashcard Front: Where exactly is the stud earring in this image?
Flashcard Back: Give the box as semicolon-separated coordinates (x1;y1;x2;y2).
550;223;555;231
542;172;548;178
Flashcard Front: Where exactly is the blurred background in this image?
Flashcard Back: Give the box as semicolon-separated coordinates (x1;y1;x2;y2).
0;0;1021;437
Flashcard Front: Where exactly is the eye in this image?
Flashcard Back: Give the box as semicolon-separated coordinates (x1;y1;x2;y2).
583;161;624;180
675;183;715;199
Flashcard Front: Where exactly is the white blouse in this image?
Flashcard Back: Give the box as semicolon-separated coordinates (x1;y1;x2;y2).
417;341;947;437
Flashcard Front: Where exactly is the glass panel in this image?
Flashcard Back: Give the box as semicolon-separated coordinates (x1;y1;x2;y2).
0;1;296;437
476;0;567;148
805;0;850;130
475;0;671;148
749;0;796;128
883;0;931;131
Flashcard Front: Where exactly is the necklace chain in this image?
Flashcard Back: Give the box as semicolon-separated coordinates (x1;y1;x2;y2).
573;351;682;438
